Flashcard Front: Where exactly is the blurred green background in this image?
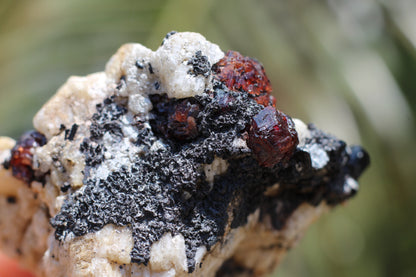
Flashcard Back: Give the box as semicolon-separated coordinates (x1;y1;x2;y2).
0;0;415;276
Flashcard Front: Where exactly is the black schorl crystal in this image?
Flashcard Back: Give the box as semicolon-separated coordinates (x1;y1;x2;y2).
188;50;211;77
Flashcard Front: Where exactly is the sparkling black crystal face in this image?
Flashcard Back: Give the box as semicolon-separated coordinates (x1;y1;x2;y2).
188;50;211;77
50;50;369;273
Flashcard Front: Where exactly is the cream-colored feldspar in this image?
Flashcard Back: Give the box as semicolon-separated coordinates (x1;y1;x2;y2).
204;157;228;187
33;73;110;140
149;233;188;274
152;32;224;99
43;225;133;277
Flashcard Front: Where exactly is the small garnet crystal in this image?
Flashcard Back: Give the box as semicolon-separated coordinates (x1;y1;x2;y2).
167;100;200;141
212;50;275;107
247;106;298;167
8;130;47;184
149;95;201;142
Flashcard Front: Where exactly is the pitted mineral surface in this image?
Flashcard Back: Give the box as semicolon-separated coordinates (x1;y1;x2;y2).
0;32;369;277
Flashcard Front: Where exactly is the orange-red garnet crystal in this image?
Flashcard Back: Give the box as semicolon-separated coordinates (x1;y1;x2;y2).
247;106;298;168
8;131;46;184
168;100;200;141
212;50;275;107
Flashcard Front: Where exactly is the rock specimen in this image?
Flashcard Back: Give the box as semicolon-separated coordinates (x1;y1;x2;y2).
0;32;369;277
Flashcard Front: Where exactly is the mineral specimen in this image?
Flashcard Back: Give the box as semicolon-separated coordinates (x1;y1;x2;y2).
0;32;369;277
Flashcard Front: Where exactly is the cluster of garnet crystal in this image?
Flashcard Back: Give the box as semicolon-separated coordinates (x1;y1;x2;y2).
149;50;298;168
7;130;46;184
212;50;298;167
148;50;299;168
212;50;276;107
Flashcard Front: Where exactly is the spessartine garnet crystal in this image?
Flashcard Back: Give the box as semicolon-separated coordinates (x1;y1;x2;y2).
6;130;47;184
212;50;276;107
247;106;299;167
149;94;201;141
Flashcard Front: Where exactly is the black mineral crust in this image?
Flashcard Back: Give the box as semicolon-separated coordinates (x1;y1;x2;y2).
188;50;211;77
51;82;369;272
